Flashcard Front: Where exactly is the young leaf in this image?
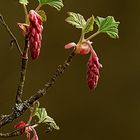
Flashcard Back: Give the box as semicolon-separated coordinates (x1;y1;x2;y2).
43;115;60;130
83;16;94;34
33;107;59;130
65;12;86;29
37;10;47;21
19;0;29;5
95;16;120;38
37;0;63;11
33;108;47;123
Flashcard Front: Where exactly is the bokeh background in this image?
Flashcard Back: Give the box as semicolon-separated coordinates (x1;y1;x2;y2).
0;0;140;139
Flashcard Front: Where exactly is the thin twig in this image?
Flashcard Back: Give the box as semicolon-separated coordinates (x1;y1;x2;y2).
0;123;36;138
16;37;29;104
0;129;22;138
0;13;23;55
0;50;76;130
27;50;76;105
0;121;51;138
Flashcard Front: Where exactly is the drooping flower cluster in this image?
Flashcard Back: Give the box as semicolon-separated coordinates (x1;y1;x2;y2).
15;121;39;140
28;10;43;59
64;40;102;90
87;48;102;90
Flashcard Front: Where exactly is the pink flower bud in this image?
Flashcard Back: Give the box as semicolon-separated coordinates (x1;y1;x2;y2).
64;42;76;49
78;42;91;55
87;48;102;90
28;10;43;60
64;41;92;55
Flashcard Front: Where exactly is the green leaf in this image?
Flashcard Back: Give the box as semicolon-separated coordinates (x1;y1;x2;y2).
37;10;47;21
33;108;47;123
83;15;94;34
43;115;60;130
19;0;29;5
95;16;120;38
66;12;94;35
33;107;59;130
38;0;63;11
65;12;86;29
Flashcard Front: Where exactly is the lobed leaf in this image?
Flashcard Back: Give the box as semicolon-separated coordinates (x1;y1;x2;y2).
33;107;59;130
33;108;47;122
65;12;86;29
95;16;120;38
66;12;95;34
38;0;63;10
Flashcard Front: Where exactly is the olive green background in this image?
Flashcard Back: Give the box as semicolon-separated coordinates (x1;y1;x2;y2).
0;0;140;140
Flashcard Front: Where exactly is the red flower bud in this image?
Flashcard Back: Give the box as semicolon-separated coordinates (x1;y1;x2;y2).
14;121;39;140
14;121;26;134
28;10;43;60
87;48;102;90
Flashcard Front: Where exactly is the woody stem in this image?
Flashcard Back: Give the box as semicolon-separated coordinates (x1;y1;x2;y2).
15;37;29;104
0;50;76;132
27;50;76;104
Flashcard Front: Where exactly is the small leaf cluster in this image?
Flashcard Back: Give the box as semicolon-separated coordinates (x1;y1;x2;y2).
66;12;120;39
32;103;59;131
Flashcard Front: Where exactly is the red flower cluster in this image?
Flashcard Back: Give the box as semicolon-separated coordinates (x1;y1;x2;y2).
28;10;43;59
87;48;102;90
64;40;102;91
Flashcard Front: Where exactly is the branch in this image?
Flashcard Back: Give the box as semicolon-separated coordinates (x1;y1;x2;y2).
0;122;52;138
0;123;40;138
27;50;76;105
0;13;23;55
0;127;23;138
16;38;29;104
0;50;76;131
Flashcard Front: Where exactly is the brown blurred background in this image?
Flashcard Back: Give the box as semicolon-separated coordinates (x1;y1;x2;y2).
0;0;140;140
